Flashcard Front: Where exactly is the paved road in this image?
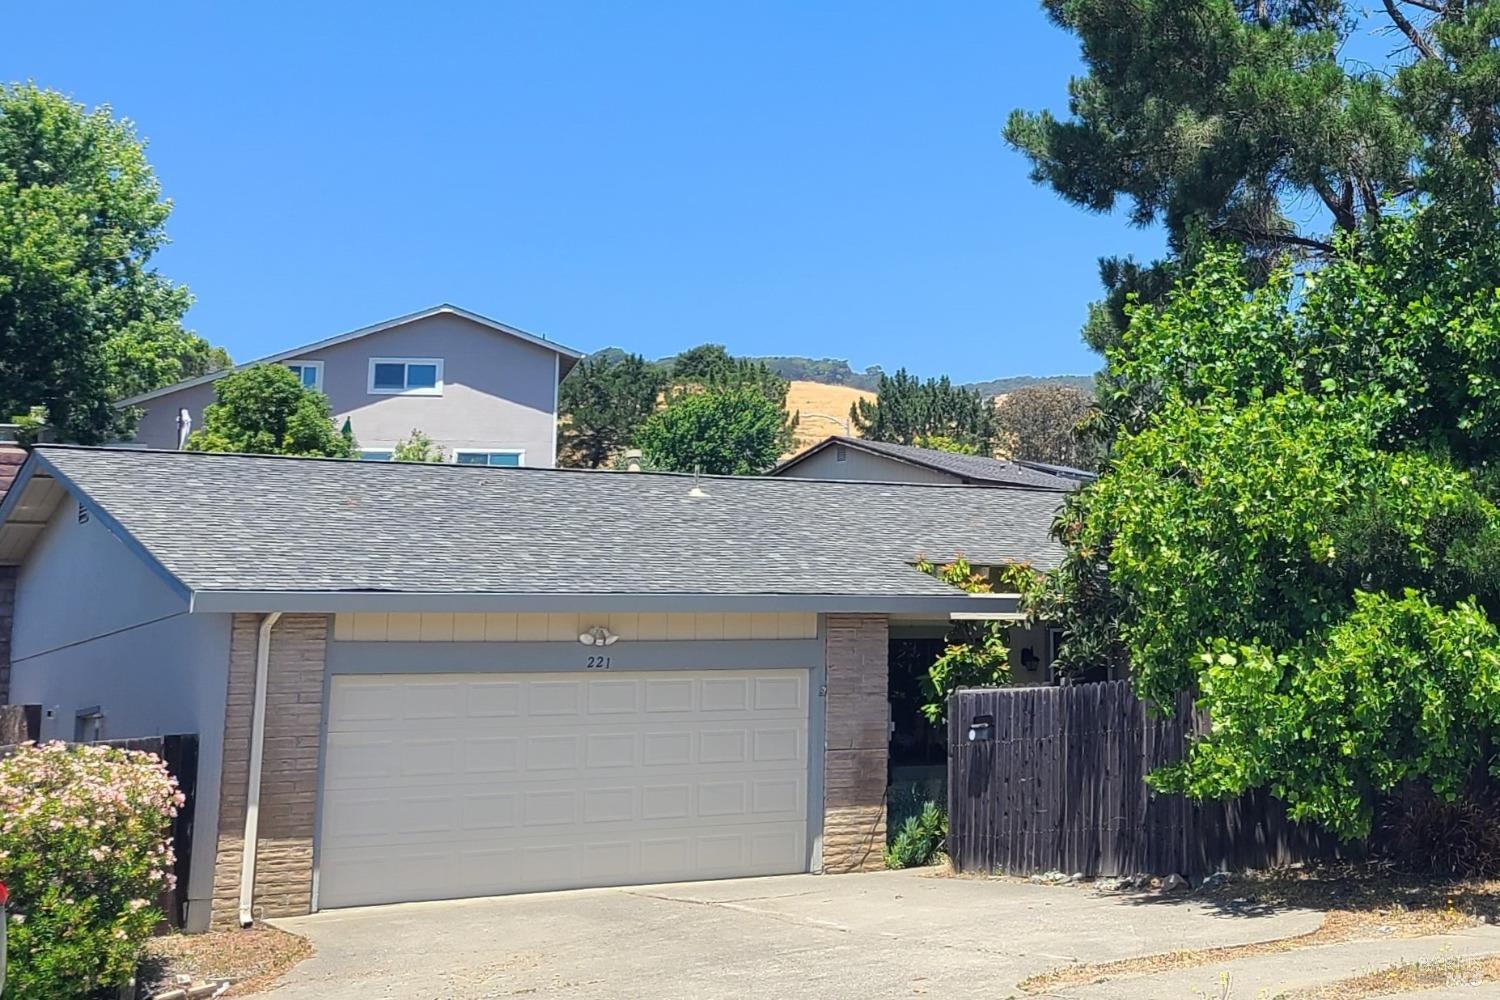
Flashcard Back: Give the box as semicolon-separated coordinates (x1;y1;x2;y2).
262;869;1322;999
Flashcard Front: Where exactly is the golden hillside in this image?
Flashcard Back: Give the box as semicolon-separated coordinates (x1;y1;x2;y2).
784;380;873;455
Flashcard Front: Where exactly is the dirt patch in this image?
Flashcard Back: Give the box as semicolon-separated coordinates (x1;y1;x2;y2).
140;925;312;997
783;380;872;453
1016;862;1497;994
1286;955;1500;998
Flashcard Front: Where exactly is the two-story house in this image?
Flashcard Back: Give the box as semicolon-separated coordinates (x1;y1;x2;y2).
118;304;583;467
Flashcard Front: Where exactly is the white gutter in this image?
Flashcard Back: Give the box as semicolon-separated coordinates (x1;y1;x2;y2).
239;611;282;927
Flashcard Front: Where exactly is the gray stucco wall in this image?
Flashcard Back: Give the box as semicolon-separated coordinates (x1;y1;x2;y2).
130;312;562;466
10;499;232;932
780;446;958;485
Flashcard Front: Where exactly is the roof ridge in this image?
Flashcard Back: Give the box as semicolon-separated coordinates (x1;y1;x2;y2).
31;445;1074;493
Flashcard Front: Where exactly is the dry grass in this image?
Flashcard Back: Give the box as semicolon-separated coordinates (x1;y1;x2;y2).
141;925;312;996
1286;955;1500;999
783;380;873;454
1017;862;1496;995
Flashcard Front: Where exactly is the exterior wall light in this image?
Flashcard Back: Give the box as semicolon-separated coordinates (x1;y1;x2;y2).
577;626;619;646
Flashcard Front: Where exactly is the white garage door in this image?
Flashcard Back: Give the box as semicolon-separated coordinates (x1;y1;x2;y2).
317;669;811;909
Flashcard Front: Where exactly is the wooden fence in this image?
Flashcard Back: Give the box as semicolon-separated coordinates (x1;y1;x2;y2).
0;731;199;927
947;681;1342;878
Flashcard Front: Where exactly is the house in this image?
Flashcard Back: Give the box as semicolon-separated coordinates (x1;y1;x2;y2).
0;446;1063;930
773;435;1094;489
118;305;584;466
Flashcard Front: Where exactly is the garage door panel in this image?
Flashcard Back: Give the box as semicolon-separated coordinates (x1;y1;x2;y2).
644;678;695;713
522;788;579;826
466;681;522;717
753;675;805;711
461;736;520;773
460;792;518;830
318;669;811;909
527;680;582;715
587;679;641;714
525;733;580;770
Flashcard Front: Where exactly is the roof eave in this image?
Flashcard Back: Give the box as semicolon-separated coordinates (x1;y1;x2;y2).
0;451;195;602
188;590;1020;616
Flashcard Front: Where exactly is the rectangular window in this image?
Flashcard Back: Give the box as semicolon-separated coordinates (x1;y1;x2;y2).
74;707;104;743
359;449;394;462
367;357;443;396
285;360;324;391
454;450;523;467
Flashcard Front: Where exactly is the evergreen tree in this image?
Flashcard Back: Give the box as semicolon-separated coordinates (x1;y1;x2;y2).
850;369;997;452
557;353;668;468
1008;0;1500;350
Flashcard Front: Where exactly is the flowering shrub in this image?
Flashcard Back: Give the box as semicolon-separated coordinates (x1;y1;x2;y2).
0;742;183;999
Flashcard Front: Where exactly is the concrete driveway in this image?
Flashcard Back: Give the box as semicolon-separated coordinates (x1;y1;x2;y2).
261;870;1322;999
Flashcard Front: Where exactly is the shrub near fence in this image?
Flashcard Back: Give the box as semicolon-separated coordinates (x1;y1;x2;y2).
947;681;1343;878
0;734;198;927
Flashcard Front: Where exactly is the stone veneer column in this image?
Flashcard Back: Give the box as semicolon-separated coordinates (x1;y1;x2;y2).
211;613;327;927
822;613;889;872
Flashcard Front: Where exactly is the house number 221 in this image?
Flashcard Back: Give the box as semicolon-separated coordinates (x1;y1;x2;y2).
585;656;612;670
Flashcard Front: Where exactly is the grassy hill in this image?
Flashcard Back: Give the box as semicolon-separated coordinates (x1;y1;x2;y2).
583;347;1094;399
783;380;874;452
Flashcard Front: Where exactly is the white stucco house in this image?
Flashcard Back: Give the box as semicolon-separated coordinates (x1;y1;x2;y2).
0;446;1063;931
118;304;584;466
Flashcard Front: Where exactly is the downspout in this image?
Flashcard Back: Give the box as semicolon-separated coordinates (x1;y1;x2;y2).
239;611;282;927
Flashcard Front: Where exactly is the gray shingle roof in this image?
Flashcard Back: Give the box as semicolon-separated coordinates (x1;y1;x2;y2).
777;437;1087;489
27;447;1064;600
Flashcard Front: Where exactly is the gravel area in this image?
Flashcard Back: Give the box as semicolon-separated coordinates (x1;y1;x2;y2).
140;925;312;997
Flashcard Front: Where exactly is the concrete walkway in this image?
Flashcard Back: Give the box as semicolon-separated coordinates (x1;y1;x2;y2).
262;870;1322;999
1043;925;1500;998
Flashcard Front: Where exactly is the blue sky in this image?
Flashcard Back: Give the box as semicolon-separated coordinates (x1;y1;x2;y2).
8;3;1169;382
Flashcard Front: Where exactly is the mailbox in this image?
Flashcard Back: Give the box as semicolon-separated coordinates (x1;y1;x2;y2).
967;714;994;742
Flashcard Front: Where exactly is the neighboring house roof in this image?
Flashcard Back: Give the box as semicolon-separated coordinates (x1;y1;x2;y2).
0;446;1065;615
773;435;1090;490
0;445;23;503
1011;458;1099;484
115;304;586;407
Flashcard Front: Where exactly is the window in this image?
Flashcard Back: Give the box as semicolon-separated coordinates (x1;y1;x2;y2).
74;707;104;743
285;360;324;391
454;450;523;467
359;449;394;462
367;357;443;396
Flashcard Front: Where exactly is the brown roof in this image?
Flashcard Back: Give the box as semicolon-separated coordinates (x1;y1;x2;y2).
0;446;25;501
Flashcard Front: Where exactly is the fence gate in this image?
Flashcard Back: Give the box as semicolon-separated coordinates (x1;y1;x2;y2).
946;681;1338;878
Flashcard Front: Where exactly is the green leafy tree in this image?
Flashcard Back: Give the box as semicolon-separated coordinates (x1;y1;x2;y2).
186;364;355;457
637;384;791;475
1007;0;1500;350
1044;210;1500;838
0;84;227;442
391;429;445;463
851;369;997;452
915;559;1013;723
558;353;669;468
